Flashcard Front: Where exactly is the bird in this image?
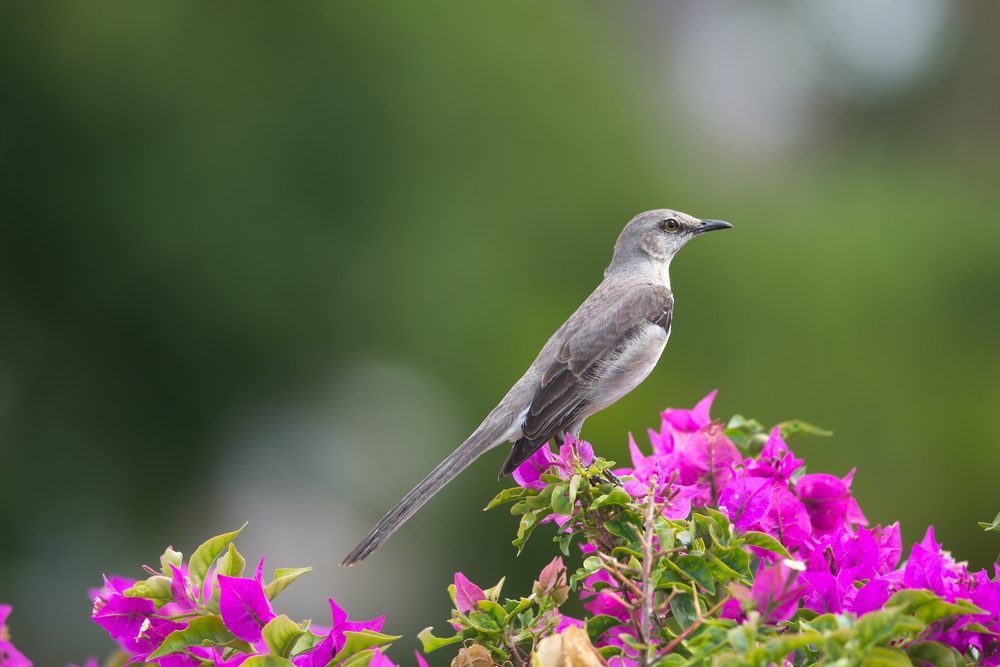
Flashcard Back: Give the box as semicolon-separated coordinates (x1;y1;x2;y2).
341;209;732;565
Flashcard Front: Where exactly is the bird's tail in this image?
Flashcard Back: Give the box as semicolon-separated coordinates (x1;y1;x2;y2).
340;421;507;566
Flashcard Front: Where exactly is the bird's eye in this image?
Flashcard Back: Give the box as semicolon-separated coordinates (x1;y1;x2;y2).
662;218;679;233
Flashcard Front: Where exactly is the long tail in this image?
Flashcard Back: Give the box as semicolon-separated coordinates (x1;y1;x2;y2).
341;420;508;566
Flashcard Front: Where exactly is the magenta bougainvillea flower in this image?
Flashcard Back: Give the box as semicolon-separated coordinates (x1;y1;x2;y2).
795;470;868;532
216;556;277;643
217;575;276;642
744;427;803;482
751;561;808;623
88;530;401;667
512;435;595;490
512;446;556;490
452;572;487;613
717;476;773;530
292;598;386;667
0;605;31;667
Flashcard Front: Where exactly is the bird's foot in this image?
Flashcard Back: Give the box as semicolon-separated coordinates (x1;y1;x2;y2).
602;469;624;487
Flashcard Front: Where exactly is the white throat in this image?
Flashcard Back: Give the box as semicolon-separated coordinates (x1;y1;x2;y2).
659;256;672;289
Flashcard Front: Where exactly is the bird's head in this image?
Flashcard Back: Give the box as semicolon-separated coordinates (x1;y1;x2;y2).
607;209;732;275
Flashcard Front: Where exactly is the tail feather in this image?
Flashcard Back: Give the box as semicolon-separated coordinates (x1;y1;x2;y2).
341;424;505;566
498;432;565;480
497;437;542;479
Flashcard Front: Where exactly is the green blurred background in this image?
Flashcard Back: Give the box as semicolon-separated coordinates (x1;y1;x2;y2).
1;1;998;663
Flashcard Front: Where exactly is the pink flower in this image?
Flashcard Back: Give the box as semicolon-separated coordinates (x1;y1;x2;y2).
292;599;385;667
0;605;31;667
744;428;803;482
452;572;487;614
512;435;595;490
748;561;807;623
794;470;867;533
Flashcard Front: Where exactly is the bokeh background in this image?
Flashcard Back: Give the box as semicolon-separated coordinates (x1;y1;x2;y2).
1;1;999;663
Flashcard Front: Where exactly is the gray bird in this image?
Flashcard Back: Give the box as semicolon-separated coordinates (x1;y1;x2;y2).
342;209;731;565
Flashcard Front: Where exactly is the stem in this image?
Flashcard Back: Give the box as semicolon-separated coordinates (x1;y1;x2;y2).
638;486;658;667
601;589;635;611
691;575;702;622
506;627;526;667
600;558;644;599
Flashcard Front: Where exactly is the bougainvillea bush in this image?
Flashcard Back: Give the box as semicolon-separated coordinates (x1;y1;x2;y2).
421;391;1000;666
1;390;998;666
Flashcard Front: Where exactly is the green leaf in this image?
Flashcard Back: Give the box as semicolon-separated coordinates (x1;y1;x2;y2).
148;615;250;659
763;632;822;661
477;599;507;627
554;530;573;556
666;555;716;595
520;485;555;512
160;546;183;575
706;551;745;584
218;543;247;578
653;655;689;667
188;523;247;590
655;523;676;551
859;646;911;667
551;482;573;516
911;598;987;623
586;615;621;643
291;628;325;655
669;593;698;630
482;576;505;601
697;509;732;547
570;556;602;588
467;610;501;633
262;615;305;658
958;621;997;634
979;511;1000;533
712;545;752;581
590;487;633;509
331;630;401;664
776;419;832;440
124;575;173;605
906;641;962;667
241;658;295;667
512;512;539;554
884;588;939;612
264;567;313;601
855;608;904;648
802;613;844;633
417;627;464;653
485;486;530;510
739;531;791;558
338;650;378;667
207;543;251;609
569;474;583;507
502;596;533;621
886;588;986;622
605;519;639;545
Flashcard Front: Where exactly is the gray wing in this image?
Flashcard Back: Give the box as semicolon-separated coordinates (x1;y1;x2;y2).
499;282;672;476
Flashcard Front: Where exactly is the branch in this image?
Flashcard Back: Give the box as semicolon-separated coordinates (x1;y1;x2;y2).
638;486;658;667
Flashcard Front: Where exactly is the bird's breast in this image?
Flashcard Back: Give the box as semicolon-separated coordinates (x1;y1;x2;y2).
588;321;669;413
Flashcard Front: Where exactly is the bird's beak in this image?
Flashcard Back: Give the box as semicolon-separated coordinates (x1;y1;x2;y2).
693;219;733;235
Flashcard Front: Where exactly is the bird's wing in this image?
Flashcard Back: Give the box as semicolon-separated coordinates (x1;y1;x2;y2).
507;282;672;469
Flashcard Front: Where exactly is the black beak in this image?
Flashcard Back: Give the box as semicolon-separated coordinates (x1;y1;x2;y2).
693;219;733;235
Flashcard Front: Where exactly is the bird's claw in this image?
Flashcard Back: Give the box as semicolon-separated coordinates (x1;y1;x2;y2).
602;470;623;487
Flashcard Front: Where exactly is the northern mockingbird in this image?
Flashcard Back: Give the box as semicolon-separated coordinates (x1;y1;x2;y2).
342;209;731;565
